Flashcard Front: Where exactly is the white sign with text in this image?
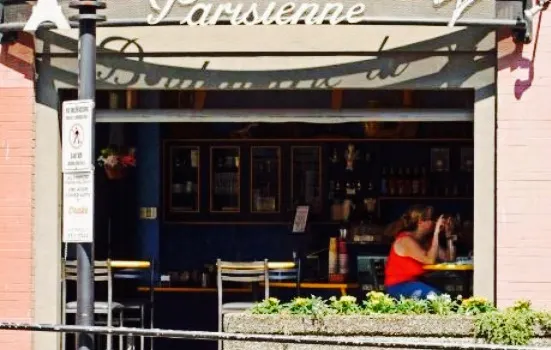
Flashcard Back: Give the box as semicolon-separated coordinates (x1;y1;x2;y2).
147;0;481;27
62;100;94;173
63;172;94;243
292;206;310;233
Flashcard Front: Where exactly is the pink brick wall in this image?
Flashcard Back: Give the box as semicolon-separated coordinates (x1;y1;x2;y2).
0;33;35;350
497;10;551;309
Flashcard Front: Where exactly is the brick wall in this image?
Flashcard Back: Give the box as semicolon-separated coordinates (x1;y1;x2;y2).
0;33;35;350
497;10;551;309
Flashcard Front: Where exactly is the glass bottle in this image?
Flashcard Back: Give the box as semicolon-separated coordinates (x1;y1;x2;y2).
380;167;388;195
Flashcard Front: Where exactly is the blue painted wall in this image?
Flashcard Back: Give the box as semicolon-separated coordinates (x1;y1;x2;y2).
135;121;474;272
135;93;161;274
160;225;296;270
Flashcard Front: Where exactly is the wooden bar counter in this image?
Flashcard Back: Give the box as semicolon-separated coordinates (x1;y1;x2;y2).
138;282;359;296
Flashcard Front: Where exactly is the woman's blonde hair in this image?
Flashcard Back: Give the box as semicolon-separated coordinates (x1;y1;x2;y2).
383;204;434;237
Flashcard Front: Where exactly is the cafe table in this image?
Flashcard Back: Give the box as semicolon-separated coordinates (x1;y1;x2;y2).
423;262;474;296
108;260;151;269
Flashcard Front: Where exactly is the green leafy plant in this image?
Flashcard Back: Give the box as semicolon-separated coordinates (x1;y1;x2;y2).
362;291;397;314
251;297;283;315
286;295;329;319
329;295;361;315
395;296;429;314
475;309;538;345
247;294;550;346
426;293;458;315
458;296;496;315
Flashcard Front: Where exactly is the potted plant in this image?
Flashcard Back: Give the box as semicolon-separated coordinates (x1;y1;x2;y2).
97;146;136;180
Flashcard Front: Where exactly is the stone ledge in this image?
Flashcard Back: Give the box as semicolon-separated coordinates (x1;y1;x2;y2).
224;314;475;336
223;313;551;350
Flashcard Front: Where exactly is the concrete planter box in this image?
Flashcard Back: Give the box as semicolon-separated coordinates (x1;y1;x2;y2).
223;313;551;350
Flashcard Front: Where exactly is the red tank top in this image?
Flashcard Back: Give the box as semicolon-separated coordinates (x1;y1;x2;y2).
384;232;425;287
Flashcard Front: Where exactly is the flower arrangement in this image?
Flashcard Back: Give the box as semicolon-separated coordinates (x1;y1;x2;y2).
249;293;551;345
97;146;136;179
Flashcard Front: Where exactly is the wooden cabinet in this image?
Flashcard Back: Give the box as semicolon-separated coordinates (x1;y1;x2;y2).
163;141;290;223
163;139;473;224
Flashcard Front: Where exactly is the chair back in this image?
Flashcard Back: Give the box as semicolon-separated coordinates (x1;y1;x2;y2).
217;259;269;303
61;260;115;323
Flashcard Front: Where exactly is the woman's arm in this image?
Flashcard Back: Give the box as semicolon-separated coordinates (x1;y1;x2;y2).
395;215;445;265
438;217;455;262
438;247;449;261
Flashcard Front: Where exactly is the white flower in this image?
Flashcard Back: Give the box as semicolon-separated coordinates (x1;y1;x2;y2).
426;292;437;301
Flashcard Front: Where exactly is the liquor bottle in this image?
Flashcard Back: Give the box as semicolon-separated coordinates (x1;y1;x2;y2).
380;167;388;195
345;181;356;196
452;182;459;197
411;167;420;196
356;180;362;196
420;167;428;196
328;180;335;200
388;167;396;196
404;167;412;196
397;167;404;196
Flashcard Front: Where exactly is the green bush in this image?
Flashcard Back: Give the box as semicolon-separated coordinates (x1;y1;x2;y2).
249;293;551;345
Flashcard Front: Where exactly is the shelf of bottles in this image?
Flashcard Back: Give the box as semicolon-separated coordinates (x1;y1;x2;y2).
169;146;200;212
291;146;322;214
327;144;378;223
210;146;241;212
380;146;474;200
251;146;281;213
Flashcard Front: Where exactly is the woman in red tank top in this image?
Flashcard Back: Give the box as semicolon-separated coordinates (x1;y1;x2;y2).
383;205;451;299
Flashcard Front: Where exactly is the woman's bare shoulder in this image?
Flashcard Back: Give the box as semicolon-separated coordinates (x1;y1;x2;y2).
394;233;415;255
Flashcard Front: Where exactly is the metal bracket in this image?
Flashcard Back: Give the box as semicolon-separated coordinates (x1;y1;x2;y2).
23;0;70;32
515;0;549;43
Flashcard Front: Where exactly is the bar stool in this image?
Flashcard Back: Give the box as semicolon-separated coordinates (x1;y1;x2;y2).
61;259;123;350
217;259;269;350
111;260;155;350
268;260;301;296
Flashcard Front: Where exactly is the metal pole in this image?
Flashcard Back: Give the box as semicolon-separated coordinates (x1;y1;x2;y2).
0;16;527;32
68;2;106;350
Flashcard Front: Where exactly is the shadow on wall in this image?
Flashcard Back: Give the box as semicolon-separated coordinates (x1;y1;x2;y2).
35;26;496;110
497;5;547;99
0;32;34;80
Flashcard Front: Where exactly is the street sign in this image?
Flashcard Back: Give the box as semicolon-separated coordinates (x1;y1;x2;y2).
62;172;94;243
62;100;94;173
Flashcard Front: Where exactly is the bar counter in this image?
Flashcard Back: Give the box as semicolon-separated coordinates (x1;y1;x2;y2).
138;282;359;295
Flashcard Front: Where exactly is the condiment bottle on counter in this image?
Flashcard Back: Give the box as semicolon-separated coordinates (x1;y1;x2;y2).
338;239;349;279
328;237;338;277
